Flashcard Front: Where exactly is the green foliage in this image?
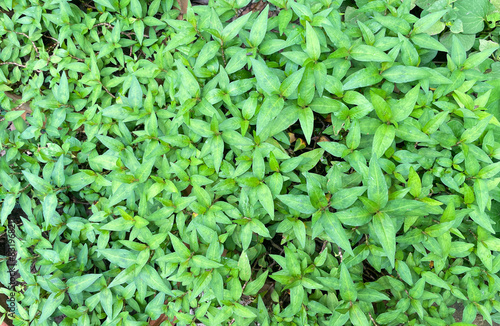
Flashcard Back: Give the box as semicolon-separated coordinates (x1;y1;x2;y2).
1;0;500;325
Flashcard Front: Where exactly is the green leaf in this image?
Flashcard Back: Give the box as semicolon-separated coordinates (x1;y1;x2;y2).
335;207;372;226
396;260;413;285
256;95;284;135
350;303;369;326
373;124;395;158
422;111;449;135
474;178;489;213
305;22;320;60
221;11;251;43
249;5;268;47
367;155;388;208
57;73;69;104
463;46;499;70
212;135;224;173
277;195;317;214
391;84;420;123
100;217;134;232
244;270;269;296
4;110;25;121
340;263;357;301
109;183;136;207
192;255;223;269
343;67;383;91
412;10;447;34
67;274;101;294
373;212;396;268
169;233;191;259
52;155;65;187
38;292;65;324
225;48;247;75
250;58;280;95
128;76;143;109
42;192;57;225
460;116;491;143
176;60;200;99
140;264;174;295
280;67;305;98
99;249;136;268
0;194;15;226
371;91;392;122
66;172;96;191
194;41;221;69
382;66;431;83
257;183;275;219
298;107;314;144
455;0;489;34
411;33;448;52
374;12;411;35
358;288;391;302
350;44;392;62
422;271;450;289
238;251;251;281
22;171;52;193
477;162;500;179
322;211;354;256
330;187;367;210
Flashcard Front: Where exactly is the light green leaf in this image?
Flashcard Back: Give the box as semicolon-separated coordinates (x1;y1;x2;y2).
38;292;65;324
350;44;392;62
251;58;280;95
298;107;314;144
0;194;16;225
99;249;136;268
22;171;52;193
391;84;420;123
343;67;383;91
373;212;396;268
340;263;357;301
305;22;320;60
330;187;367;210
373;124;395;158
257;183;274;219
412;10;447;34
128;76;143;109
67;274;101;294
382;66;431;83
249;5;269;47
221;11;251;43
367;155;388;208
322;211;354;256
277;194;317;214
140;264;174;295
350;303;369;326
280;67;305;98
422;271;450;289
192;255;223;269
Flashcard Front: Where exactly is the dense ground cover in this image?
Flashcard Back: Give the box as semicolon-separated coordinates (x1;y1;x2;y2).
1;0;500;325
